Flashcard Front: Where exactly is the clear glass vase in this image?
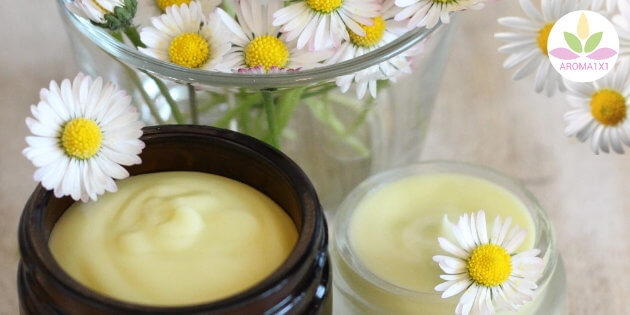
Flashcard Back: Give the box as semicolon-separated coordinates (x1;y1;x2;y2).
57;0;458;211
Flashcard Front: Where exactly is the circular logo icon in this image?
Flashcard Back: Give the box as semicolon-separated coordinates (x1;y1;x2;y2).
547;10;619;82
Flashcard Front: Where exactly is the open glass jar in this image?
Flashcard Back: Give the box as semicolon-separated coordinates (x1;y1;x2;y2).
331;161;567;314
56;0;458;210
18;126;330;314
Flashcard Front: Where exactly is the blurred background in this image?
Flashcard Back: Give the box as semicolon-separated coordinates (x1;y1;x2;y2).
1;1;628;314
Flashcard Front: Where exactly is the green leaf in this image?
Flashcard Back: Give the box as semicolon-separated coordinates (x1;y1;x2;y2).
564;32;583;53
584;32;603;53
276;87;306;131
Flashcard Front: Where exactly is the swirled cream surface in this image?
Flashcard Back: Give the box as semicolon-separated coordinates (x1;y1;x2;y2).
49;171;298;306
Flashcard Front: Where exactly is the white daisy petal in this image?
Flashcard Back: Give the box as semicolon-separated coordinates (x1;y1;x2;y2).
442;279;472;298
438;237;468;259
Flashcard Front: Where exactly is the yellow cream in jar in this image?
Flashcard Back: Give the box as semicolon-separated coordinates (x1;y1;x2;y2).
49;171;298;306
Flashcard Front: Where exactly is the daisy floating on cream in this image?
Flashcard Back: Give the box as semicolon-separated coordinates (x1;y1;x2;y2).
563;61;630;154
217;0;329;73
394;0;484;30
23;73;145;202
326;0;424;98
67;0;137;30
433;210;544;315
272;0;381;51
612;0;630;59
496;0;586;96
139;1;230;70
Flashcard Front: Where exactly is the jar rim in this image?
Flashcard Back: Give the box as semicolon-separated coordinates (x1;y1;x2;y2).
57;0;443;89
333;160;559;299
19;125;328;312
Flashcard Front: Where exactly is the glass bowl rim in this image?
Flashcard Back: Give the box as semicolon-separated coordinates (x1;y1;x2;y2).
57;0;445;88
332;160;559;299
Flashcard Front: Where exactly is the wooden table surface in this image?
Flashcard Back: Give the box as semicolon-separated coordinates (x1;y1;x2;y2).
1;1;627;314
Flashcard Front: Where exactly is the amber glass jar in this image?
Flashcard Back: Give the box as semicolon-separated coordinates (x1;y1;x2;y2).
18;125;331;314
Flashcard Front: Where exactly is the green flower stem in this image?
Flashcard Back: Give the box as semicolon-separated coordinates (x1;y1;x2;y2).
276;87;306;132
109;29;164;124
304;97;369;157
123;25;146;48
144;71;185;124
301;84;337;99
196;93;227;113
126;68;165;124
188;84;199;124
262;91;280;148
214;93;262;128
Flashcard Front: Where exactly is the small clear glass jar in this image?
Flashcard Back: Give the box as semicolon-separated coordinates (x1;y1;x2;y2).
331;161;567;314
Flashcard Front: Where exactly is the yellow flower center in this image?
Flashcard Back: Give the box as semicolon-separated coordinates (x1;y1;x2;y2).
244;35;289;71
168;33;210;68
467;244;512;287
537;23;554;56
61;118;103;160
306;0;343;13
590;89;627;126
348;17;386;47
155;0;191;11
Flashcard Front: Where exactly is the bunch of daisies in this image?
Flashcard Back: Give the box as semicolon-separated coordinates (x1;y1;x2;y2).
497;0;630;154
68;0;492;99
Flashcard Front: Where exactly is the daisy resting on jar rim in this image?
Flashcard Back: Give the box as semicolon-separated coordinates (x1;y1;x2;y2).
23;73;145;202
433;210;545;315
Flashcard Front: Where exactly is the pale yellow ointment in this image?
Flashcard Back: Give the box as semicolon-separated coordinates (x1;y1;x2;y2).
349;173;536;292
49;172;298;306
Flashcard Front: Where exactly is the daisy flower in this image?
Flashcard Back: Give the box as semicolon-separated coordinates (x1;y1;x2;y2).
612;0;630;59
217;0;330;73
394;0;484;30
152;0;221;12
563;61;630;154
136;0;221;27
67;0;124;24
23;73;145;202
326;0;424;99
272;0;381;51
590;0;619;16
139;2;230;70
433;210;545;315
67;0;137;30
496;0;586;96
